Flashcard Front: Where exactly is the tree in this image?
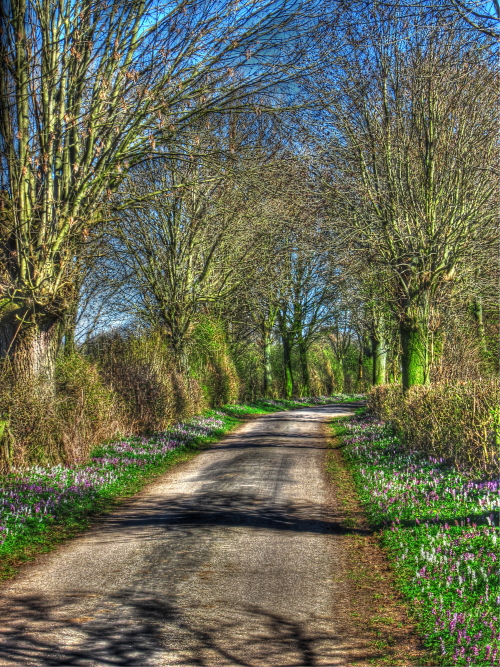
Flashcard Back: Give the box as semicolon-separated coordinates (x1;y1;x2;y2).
0;0;311;388
282;252;338;395
437;0;499;39
373;0;499;40
221;152;334;398
346;258;398;387
237;264;282;398
314;9;498;388
109;137;272;370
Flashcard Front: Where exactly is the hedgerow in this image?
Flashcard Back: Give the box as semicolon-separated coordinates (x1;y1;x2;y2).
368;380;500;477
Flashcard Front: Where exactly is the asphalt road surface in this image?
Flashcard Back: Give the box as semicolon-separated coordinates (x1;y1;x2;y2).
0;404;367;667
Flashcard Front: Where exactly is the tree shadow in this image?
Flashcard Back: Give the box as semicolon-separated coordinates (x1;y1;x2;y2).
0;593;375;666
0;402;374;666
82;483;372;545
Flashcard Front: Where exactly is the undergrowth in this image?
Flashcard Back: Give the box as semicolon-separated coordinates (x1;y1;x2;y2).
368;381;500;477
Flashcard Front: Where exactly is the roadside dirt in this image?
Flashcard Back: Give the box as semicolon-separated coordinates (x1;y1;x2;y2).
325;426;432;666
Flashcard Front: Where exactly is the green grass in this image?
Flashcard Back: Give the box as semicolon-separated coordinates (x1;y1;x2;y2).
327;417;433;666
333;415;500;666
219;395;365;418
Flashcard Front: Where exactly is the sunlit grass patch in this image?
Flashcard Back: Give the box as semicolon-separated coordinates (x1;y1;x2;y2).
209;394;364;418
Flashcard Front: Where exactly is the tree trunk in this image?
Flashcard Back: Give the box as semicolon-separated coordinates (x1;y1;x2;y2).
263;330;273;397
0;417;14;469
400;318;428;390
169;329;189;375
357;340;364;382
371;334;387;385
62;300;78;357
298;338;310;396
472;298;487;355
0;311;61;392
338;361;345;393
330;354;345;393
282;336;294;399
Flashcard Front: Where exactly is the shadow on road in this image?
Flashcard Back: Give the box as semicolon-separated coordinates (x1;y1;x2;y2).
0;592;373;666
0;403;373;666
84;489;371;545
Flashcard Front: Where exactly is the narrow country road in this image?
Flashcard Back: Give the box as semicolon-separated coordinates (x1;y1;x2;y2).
0;404;369;667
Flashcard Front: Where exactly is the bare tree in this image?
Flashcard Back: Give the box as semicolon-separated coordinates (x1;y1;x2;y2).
109;141;272;370
275;244;339;396
314;9;498;388
0;0;312;388
446;0;500;36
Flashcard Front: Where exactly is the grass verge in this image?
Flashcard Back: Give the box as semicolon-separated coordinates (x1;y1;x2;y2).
0;414;236;582
327;418;432;666
332;414;500;667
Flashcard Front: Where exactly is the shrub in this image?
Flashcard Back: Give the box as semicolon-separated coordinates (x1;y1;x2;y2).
0;372;61;468
307;343;344;396
231;341;263;402
368;380;500;477
88;331;205;432
190;318;240;406
367;383;404;422
55;354;123;463
0;354;122;469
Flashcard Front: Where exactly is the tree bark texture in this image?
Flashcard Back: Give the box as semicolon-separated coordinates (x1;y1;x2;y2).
0;311;60;388
400;319;428;390
263;332;273;398
282;337;294;399
371;334;387;386
357;341;364;382
298;339;310;396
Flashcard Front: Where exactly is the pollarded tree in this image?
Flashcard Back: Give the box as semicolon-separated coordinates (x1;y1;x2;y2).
315;9;498;388
0;0;312;388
